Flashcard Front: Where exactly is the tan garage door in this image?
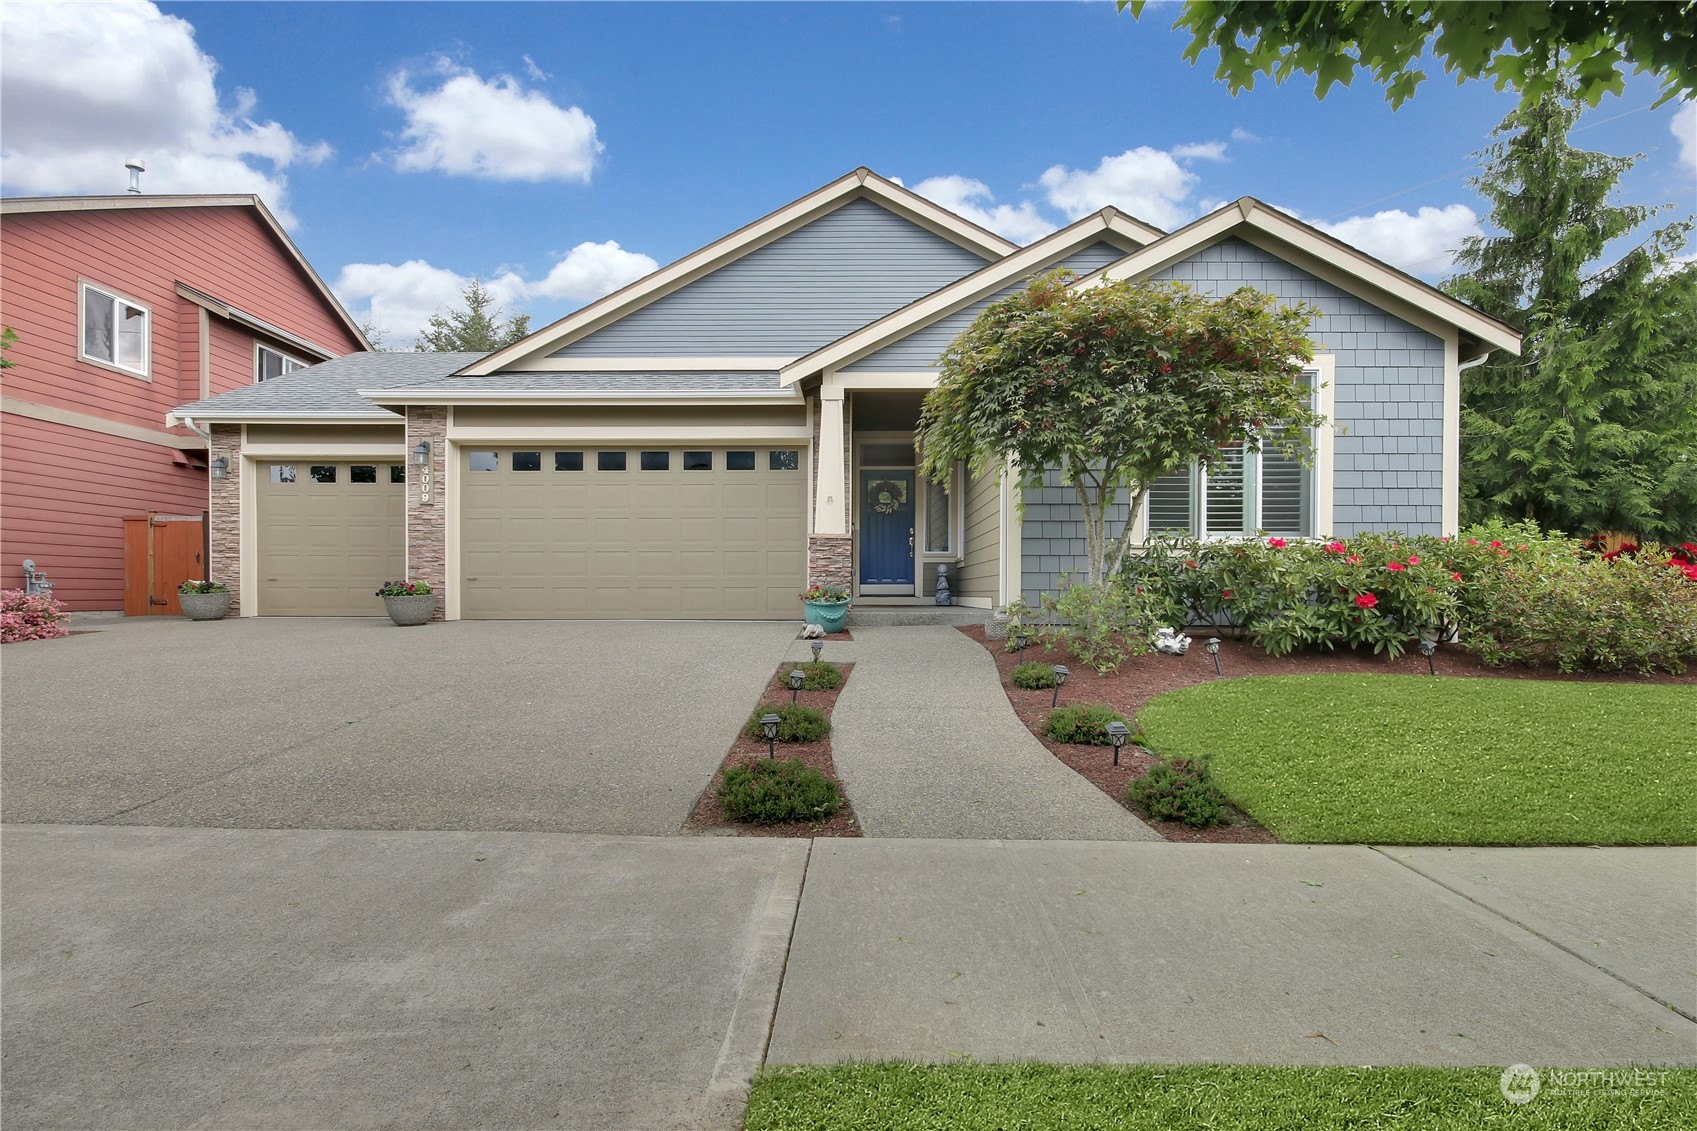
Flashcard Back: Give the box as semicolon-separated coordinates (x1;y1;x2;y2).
257;461;405;615
459;446;806;619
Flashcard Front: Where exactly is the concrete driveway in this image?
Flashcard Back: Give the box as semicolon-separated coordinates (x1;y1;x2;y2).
1;618;796;835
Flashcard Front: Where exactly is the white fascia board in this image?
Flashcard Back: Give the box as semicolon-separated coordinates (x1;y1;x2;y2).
360;388;800;406
166;411;400;426
780;211;1162;384
461;169;1017;377
510;357;798;372
449;425;814;442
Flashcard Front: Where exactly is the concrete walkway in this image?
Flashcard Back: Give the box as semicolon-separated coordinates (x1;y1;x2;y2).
826;627;1161;841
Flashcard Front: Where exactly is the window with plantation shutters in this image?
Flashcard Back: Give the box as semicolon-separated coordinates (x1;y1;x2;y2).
1142;371;1317;540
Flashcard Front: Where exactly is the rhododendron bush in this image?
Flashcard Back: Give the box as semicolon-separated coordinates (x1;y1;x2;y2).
1;589;69;643
1118;520;1697;672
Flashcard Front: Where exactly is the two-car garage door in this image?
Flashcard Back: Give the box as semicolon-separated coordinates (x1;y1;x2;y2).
459;445;805;619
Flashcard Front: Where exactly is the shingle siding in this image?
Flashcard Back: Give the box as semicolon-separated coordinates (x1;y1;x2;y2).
846;241;1130;372
1020;237;1449;602
552;199;993;358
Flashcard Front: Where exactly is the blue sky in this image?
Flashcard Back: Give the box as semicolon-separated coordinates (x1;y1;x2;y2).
4;2;1693;347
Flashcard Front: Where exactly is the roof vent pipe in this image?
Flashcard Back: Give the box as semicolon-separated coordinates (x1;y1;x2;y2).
125;157;145;194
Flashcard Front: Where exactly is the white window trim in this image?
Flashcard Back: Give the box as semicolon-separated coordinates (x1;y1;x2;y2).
255;341;307;383
1132;355;1335;542
919;461;964;561
78;280;151;379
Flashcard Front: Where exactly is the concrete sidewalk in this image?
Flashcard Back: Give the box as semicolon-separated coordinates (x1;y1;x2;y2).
826;627;1160;840
768;840;1697;1067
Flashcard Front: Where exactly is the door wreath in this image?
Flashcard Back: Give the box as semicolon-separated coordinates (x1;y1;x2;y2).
868;479;909;515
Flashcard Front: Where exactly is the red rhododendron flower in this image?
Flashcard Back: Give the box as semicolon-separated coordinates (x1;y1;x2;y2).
1221;589;1234;600
1354;593;1378;609
1184;560;1197;569
1490;540;1503;548
1346;554;1363;565
1324;540;1346;553
1407;555;1421;565
1267;537;1287;548
1386;561;1407;572
1452;572;1463;582
1468;538;1479;545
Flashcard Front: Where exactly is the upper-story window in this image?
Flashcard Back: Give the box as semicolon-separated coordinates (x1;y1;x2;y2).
80;283;150;377
257;344;306;382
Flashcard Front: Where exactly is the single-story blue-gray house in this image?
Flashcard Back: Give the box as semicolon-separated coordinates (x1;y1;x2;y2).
169;168;1520;619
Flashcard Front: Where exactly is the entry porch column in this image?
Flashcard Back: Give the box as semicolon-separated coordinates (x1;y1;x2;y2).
807;383;852;590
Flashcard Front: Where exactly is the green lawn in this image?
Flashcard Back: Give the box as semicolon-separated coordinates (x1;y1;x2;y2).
745;1064;1697;1131
1136;675;1697;845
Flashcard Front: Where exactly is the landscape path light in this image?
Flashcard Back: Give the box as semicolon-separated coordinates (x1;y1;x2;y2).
1419;639;1438;676
760;713;781;760
788;669;806;703
1051;665;1069;708
1105;720;1129;766
1012;629;1029;658
810;639;824;663
1205;637;1222;676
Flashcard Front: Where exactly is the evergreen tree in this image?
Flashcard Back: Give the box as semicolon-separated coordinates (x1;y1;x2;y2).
415;279;531;353
1445;71;1697;540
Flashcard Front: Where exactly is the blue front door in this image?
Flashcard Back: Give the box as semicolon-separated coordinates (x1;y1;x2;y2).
859;470;915;590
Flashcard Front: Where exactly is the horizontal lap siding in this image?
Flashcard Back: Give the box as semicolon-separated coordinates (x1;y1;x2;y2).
1;413;208;609
552;199;993;357
1021;238;1449;602
957;467;1001;600
847;242;1131;372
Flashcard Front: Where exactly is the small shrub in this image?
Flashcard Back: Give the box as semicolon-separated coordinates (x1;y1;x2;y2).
1038;581;1162;673
743;701;830;743
1;588;69;644
797;661;843;690
178;579;228;595
1127;756;1227;827
1010;661;1057;689
1043;703;1129;745
376;580;432;597
718;758;843;825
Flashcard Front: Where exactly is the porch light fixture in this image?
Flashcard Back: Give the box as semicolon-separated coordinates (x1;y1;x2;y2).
412;439;431;467
1418;639;1438;676
1105;721;1129;767
1204;637;1222;677
788;669;806;703
760;713;781;759
1051;665;1069;708
208;455;229;480
810;640;824;663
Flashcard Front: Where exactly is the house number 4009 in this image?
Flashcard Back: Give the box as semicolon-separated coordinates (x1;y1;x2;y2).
420;464;433;505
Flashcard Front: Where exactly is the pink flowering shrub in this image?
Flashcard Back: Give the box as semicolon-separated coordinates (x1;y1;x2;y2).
1;588;70;643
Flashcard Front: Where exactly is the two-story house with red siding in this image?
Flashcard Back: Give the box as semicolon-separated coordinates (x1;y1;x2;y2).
1;194;369;611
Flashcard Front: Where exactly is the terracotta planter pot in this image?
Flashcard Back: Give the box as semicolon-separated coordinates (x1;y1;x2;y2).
383;593;436;626
179;591;230;621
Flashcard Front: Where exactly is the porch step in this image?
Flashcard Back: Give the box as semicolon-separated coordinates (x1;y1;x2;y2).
847;606;989;628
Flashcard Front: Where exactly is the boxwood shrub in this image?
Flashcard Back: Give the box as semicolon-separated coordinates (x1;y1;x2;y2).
797;661;843;690
743;701;829;743
1127;756;1227;827
718;758;843;825
1043;704;1129;745
1010;661;1058;689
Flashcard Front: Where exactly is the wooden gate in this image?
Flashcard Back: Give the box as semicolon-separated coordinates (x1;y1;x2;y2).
123;513;208;616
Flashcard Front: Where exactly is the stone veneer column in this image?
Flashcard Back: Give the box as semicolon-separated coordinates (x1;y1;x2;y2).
209;424;243;614
405;405;448;620
808;383;853;591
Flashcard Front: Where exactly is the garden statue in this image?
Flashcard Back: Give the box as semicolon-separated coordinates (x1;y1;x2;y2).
800;622;826;639
934;563;953;606
1154;627;1191;655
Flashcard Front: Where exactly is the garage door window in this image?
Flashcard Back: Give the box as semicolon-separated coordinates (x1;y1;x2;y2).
270;464;296;484
769;450;799;471
683;451;712;471
598;451;627;471
469;451;499;471
350;465;377;483
309;465;336;483
727;451;755;471
640;451;670;471
555;451;583;471
513;451;542;472
390;465;406;483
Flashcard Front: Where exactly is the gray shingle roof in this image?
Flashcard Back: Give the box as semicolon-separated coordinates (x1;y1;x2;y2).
378;370;785;394
171;352;485;418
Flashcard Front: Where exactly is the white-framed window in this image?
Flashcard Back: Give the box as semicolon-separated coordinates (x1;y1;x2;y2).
256;343;306;382
80;282;150;376
1146;368;1324;539
922;464;962;556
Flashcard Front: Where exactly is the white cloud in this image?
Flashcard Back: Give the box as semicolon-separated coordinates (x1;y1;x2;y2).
0;1;328;225
335;241;655;349
1230;127;1263;143
1311;204;1482;275
1171;141;1228;162
385;61;601;182
1038;147;1204;228
530;241;658;301
1672;101;1696;173
911;175;1057;243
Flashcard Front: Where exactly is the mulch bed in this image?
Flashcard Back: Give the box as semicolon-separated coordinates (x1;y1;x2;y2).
961;624;1697;845
682;664;861;838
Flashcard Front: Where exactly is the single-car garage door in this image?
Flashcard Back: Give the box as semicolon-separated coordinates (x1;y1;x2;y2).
257;461;405;615
460;445;806;618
